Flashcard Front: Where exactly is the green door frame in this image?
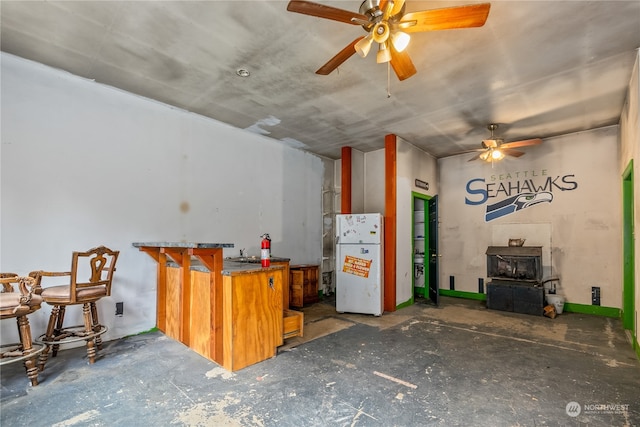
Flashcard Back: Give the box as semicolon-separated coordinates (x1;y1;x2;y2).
622;161;635;338
412;192;431;299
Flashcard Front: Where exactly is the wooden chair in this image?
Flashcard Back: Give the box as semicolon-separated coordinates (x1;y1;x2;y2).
0;274;46;386
30;245;119;371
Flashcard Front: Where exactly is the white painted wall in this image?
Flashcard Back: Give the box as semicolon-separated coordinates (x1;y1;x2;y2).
396;138;438;306
0;53;323;343
438;126;621;308
619;51;639;345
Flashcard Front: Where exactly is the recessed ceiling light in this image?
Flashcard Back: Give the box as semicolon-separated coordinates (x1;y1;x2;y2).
236;68;250;77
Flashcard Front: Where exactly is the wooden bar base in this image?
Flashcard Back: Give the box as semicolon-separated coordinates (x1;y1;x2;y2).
133;242;303;371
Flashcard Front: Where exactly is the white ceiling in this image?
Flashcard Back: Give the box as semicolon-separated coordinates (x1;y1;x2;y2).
2;1;639;160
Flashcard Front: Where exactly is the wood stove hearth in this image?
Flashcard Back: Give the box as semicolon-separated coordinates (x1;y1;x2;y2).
485;246;545;316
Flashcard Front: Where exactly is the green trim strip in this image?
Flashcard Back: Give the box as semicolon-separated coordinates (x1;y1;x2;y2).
396;298;414;310
439;289;487;301
437;290;621;318
562;303;620;318
125;327;159;338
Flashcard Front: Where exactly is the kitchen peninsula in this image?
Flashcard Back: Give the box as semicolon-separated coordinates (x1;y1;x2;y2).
133;242;303;371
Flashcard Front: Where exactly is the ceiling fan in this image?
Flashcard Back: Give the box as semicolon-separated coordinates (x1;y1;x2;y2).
468;124;542;162
286;0;491;81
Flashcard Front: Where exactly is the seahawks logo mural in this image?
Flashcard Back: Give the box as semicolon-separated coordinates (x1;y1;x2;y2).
465;170;578;221
485;192;553;221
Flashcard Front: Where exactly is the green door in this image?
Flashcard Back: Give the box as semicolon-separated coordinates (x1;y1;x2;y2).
413;194;427;298
413;192;438;305
622;162;635;338
428;196;439;306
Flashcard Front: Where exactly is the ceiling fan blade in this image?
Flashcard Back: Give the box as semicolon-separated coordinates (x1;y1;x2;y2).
482;139;499;148
287;1;368;25
467;152;484;162
316;37;364;75
379;0;405;17
502;148;525;158
390;45;417;81
399;3;491;33
446;148;486;157
500;138;543;149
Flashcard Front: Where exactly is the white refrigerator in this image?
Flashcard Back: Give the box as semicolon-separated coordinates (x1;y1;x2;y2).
335;213;384;316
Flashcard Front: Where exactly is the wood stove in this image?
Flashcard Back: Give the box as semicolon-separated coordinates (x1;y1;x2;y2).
486;246;545;316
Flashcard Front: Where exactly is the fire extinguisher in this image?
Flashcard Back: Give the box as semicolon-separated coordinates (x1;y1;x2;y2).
260;233;271;268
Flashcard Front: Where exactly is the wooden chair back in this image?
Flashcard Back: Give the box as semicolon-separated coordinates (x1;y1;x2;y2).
70;246;119;302
30;246;119;304
0;273;19;292
0;275;42;318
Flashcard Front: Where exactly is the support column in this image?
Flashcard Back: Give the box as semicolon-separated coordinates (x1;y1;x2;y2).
341;146;352;214
384;134;397;312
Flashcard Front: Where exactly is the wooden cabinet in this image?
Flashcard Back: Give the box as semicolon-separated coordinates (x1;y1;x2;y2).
222;268;283;371
289;265;319;308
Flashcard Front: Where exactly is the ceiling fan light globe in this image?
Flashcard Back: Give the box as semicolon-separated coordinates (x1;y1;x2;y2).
355;35;373;58
492;149;504;160
372;22;390;44
376;42;392;63
391;31;410;52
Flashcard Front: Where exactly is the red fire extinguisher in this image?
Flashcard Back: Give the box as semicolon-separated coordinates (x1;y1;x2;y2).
260;233;271;268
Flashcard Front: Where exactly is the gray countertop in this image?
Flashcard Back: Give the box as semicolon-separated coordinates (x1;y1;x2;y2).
165;259;284;275
224;256;291;263
221;262;284;276
132;242;234;248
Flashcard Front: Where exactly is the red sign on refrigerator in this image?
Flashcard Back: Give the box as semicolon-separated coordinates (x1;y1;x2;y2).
342;255;372;278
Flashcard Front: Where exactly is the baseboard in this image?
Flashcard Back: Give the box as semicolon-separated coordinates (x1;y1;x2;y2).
396;298;414;310
562;302;621;318
439;289;487;301
437;290;621;319
126;327;159;338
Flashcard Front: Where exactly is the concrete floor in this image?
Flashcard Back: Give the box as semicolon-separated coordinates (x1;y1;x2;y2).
1;296;639;426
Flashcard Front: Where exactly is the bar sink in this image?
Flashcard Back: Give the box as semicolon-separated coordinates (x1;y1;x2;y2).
226;256;259;263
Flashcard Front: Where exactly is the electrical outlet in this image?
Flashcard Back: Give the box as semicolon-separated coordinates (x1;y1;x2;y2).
115;302;124;316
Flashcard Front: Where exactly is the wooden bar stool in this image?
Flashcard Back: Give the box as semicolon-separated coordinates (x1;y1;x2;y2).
0;274;46;386
30;246;119;371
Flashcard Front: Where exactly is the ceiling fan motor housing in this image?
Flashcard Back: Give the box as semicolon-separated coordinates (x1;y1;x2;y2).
359;0;383;20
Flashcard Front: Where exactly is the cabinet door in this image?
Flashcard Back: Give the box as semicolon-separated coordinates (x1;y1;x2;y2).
303;266;319;304
290;270;304;308
223;270;283;371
